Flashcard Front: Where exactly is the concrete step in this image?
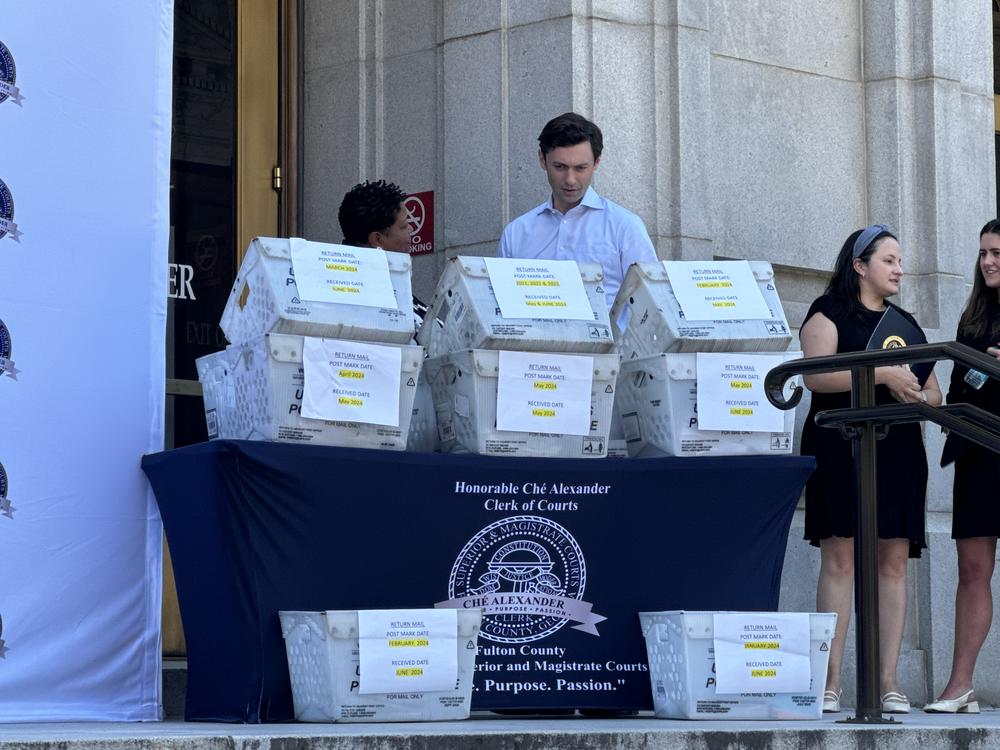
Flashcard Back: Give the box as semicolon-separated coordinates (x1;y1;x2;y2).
2;713;998;749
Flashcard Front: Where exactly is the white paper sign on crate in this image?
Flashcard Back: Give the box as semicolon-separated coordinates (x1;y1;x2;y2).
424;349;619;458
695;353;788;433
483;257;595;321
290;239;397;308
220;237;414;346
357;610;458;695
662;260;771;322
302;339;402;426
611;260;791;357
195;333;423;450
615;352;800;457
417;256;614;357
279;609;482;722
495;351;593;436
712;613;812;694
639;611;837;720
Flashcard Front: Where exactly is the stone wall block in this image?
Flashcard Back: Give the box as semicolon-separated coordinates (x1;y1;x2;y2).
673;24;712;253
923;515;1000;706
653;23;680;245
443;33;503;247
382;50;439;186
778;515;818;613
956;1;994;96
957;94;998;249
443;0;502;40
907;78;963;278
507;19;575;220
654;0;709;29
303;62;363;242
588;19;657;227
710;0;860;81
909;0;957;82
712;58;865;271
304;0;360;71
590;0;654;26
861;0;913;82
382;0;439;59
864;78;909;233
508;0;572;28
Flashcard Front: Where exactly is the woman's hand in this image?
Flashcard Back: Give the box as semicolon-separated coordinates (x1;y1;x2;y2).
878;365;921;403
986;344;1000;360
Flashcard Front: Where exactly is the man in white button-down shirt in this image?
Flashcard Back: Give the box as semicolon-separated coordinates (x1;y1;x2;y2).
498;112;657;310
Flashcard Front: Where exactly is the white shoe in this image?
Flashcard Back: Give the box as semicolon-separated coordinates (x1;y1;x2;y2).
924;689;980;714
822;689;842;713
881;691;911;714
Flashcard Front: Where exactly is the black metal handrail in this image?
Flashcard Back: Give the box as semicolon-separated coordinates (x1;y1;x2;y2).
815;403;1000;455
765;341;1000;410
764;341;1000;724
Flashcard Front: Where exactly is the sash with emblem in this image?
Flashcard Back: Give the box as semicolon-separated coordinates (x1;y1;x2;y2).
865;306;932;386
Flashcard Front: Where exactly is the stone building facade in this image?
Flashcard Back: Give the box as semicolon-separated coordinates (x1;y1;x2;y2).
301;1;998;705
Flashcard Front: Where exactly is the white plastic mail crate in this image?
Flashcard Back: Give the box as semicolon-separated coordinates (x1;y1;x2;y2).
424;349;619;458
615;352;800;457
405;372;439;453
195;333;423;450
639;611;836;720
611;261;792;359
417;256;615;357
194;346;240;440
220;237;415;346
279;609;482;722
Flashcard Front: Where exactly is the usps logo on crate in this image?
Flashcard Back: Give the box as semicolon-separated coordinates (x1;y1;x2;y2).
0;41;23;107
0;319;18;380
0;179;21;242
0;461;11;519
442;515;606;643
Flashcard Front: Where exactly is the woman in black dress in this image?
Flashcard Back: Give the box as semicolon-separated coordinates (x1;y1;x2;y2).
799;225;943;714
924;219;1000;714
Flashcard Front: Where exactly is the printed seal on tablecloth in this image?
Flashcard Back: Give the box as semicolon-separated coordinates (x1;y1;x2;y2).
0;41;23;107
0;461;12;519
0;319;19;380
438;515;606;643
0;179;21;242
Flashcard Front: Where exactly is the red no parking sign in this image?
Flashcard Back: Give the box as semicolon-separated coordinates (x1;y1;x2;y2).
404;190;434;256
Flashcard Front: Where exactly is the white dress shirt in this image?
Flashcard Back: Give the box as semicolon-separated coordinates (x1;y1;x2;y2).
498;186;657;309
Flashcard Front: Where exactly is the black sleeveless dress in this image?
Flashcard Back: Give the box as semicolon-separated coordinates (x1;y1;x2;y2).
942;307;1000;538
800;295;928;558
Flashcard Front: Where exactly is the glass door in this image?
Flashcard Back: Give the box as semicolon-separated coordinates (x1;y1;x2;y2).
165;0;287;656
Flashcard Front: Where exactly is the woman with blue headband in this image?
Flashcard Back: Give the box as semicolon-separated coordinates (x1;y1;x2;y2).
924;219;1000;714
798;225;942;715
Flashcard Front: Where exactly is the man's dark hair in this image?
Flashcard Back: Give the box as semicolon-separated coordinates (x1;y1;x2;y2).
338;180;406;246
538;112;603;160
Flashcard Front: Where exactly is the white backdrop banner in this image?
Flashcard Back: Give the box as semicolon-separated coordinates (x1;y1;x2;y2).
0;1;172;721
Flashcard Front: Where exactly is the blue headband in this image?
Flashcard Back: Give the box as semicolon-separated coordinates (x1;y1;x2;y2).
852;224;891;259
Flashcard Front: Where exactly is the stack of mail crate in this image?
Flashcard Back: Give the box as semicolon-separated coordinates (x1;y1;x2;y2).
195;237;427;451
611;260;800;457
417;256;619;457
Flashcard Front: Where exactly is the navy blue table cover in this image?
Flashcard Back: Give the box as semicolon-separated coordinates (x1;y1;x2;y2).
142;440;814;722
